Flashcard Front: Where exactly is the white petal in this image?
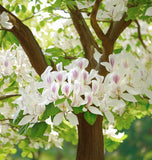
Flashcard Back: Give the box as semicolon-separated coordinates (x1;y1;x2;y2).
108;99;126;108
104;110;115;124
41;66;52;80
100;62;111;72
94;49;102;63
121;93;137;102
66;112;78;126
145;7;152;16
112;132;124;139
18;115;34;125
88;106;103;115
53;112;64;126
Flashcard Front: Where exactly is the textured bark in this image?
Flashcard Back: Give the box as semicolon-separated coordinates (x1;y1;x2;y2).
76;114;104;160
0;5;48;76
68;4;102;71
68;2;105;160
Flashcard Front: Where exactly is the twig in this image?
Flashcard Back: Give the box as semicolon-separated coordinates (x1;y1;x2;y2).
0;94;21;101
135;20;149;52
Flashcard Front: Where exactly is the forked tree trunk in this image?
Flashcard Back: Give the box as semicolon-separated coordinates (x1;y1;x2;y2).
76;114;104;160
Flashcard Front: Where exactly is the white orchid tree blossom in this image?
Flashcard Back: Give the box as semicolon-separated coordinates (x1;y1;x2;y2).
0;11;13;29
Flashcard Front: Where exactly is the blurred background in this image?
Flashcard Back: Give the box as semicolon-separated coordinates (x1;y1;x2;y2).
7;116;152;160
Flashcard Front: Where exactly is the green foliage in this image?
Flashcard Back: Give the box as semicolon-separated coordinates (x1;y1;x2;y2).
55;98;66;105
73;105;84;114
115;111;135;130
30;122;48;138
13;110;24;125
41;103;60;120
84;111;97;125
0;113;5;120
54;120;78;145
18;123;30;135
45;47;71;66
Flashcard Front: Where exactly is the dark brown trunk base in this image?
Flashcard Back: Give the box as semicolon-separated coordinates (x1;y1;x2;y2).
76;113;104;160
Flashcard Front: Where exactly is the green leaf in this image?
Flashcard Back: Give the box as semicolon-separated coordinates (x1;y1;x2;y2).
41;102;60;120
30;122;47;138
55;98;66;105
0;114;5;120
84;111;97;125
52;0;62;8
32;6;35;13
13;110;24;125
36;4;40;11
73;105;84;114
104;136;120;152
15;5;20;13
21;5;27;13
18;123;30;135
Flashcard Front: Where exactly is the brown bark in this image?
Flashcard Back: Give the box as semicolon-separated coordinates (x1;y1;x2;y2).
67;2;105;160
77;114;104;160
68;1;133;160
0;5;48;76
68;4;102;71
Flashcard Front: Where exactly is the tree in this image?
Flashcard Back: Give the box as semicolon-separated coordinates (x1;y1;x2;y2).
0;0;152;160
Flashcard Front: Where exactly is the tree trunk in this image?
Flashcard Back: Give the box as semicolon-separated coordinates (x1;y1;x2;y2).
76;113;104;160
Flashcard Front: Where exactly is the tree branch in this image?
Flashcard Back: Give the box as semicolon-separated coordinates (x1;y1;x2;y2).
0;94;21;101
67;1;102;71
90;0;106;42
0;5;48;76
106;20;113;37
108;13;132;42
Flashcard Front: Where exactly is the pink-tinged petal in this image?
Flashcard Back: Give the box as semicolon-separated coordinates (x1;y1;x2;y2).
71;93;85;107
61;83;72;97
53;112;64;126
47;74;52;84
92;80;98;94
55;71;67;84
66;112;78;126
77;57;89;69
73;81;83;94
123;61;128;68
104;110;115;124
4;60;8;67
110;57;115;68
78;61;83;69
88;106;103;115
56;62;62;71
96;75;104;83
51;82;59;95
82;70;88;82
85;93;93;106
71;69;79;80
113;74;120;84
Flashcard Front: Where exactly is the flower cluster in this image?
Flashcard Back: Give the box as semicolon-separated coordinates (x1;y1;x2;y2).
97;0;128;21
37;50;152;127
39;57;104;125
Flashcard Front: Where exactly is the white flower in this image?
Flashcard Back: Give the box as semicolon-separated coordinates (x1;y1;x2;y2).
145;7;152;16
103;125;124;140
0;11;13;29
